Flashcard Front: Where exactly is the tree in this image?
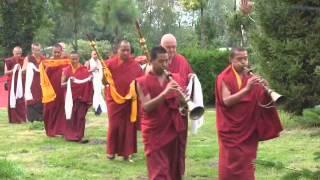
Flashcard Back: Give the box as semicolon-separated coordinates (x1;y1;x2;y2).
179;0;208;48
54;0;98;51
95;0;138;44
251;0;320;114
0;0;46;55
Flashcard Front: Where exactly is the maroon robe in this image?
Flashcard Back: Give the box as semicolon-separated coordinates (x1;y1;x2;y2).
215;65;283;180
4;56;26;123
104;56;144;157
43;58;69;137
26;55;45;121
136;72;185;180
167;53;193;175
63;65;93;141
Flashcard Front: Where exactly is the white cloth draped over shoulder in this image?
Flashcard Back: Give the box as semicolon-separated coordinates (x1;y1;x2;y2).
186;73;204;134
24;62;40;101
88;58;107;113
65;76;92;120
9;64;23;108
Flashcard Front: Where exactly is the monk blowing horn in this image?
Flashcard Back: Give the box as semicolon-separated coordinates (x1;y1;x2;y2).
244;67;285;108
163;69;205;120
134;20;204;120
86;34;108;85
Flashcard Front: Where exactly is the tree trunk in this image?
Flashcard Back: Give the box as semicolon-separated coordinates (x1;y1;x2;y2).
72;0;78;52
200;6;206;48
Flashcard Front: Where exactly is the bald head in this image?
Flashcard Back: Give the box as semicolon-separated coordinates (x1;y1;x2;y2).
58;42;65;52
160;34;176;46
117;40;131;61
32;43;41;57
91;50;98;60
12;46;22;57
52;44;63;59
160;34;177;61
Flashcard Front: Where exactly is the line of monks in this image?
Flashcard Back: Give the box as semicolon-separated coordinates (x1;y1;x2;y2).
2;33;282;180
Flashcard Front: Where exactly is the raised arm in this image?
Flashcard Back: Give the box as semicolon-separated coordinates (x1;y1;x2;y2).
222;76;259;107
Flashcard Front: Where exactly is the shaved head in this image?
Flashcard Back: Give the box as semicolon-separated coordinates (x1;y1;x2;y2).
160;34;177;61
12;46;22;57
32;43;41;56
117;40;131;61
160;34;176;46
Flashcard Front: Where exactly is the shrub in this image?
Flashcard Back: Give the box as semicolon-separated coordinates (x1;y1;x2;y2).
295;106;320;127
65;39;111;63
251;0;320;114
0;159;23;179
180;48;229;105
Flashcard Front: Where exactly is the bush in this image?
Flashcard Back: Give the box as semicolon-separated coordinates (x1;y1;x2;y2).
295;106;320;127
0;159;23;179
251;0;320;114
179;48;229;105
65;39;111;63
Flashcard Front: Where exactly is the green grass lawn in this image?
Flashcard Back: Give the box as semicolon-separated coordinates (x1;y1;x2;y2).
0;108;319;180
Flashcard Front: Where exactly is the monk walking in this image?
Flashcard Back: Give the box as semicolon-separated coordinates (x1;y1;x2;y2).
105;40;144;161
215;47;283;180
24;43;46;122
160;34;193;175
4;46;26;123
136;46;186;180
61;51;93;143
42;44;69;137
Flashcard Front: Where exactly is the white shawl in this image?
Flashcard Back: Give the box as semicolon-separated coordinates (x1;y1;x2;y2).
89;58;107;113
24;62;40;101
9;64;23;108
65;76;92;120
186;74;205;134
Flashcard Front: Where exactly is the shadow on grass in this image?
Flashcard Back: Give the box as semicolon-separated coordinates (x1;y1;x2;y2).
314;152;320;161
309;129;320;137
255;159;320;180
0;159;24;179
87;139;106;145
281;169;320;180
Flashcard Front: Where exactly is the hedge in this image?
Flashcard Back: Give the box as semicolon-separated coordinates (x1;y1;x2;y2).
180;48;229;105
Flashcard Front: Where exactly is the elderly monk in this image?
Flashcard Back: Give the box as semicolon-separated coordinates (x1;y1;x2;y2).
136;46;186;180
215;47;283;180
24;43;46;122
61;51;93;143
42;44;69;137
84;50;107;116
104;40;144;161
3;46;26;123
160;33;193;175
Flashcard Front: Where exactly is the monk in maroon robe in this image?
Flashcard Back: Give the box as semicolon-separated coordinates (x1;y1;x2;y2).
61;51;93;142
160;34;193;175
3;46;26;123
136;46;186;180
43;44;69;137
215;48;283;180
104;40;144;161
25;43;46;122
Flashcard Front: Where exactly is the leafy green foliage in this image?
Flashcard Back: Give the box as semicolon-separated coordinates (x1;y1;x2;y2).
227;11;254;47
95;0;138;43
251;0;320;114
180;48;229;105
0;0;46;55
0;159;23;179
295;106;320;127
65;40;111;62
179;0;208;11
